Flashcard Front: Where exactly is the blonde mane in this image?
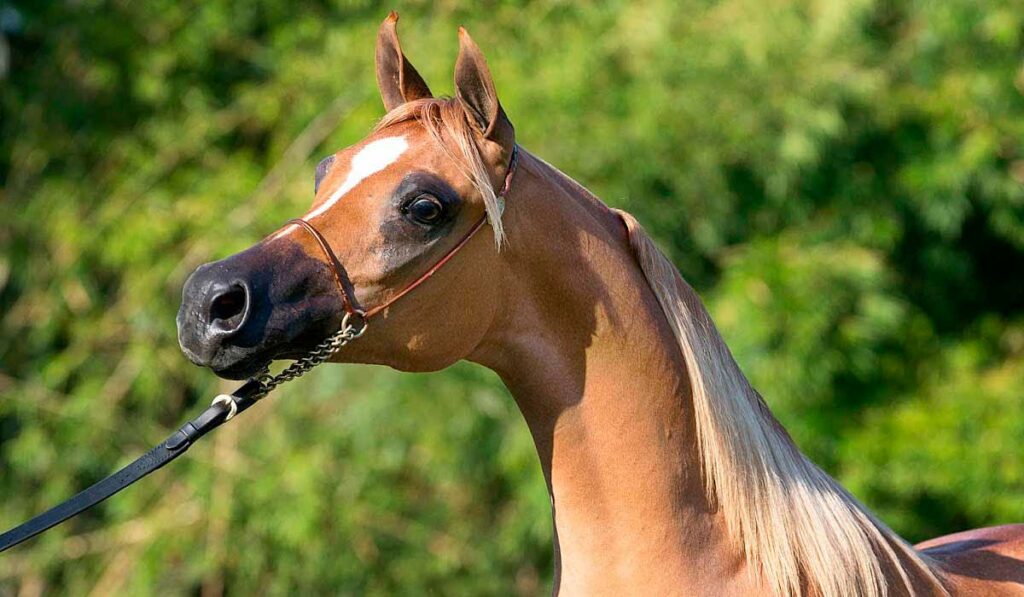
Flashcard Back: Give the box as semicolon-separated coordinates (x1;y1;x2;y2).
377;98;947;595
615;210;947;597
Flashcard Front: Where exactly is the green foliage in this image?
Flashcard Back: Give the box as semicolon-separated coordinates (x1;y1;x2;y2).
1;0;1021;593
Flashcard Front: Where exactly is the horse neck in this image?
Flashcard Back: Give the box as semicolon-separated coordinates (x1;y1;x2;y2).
467;150;945;596
467;151;756;594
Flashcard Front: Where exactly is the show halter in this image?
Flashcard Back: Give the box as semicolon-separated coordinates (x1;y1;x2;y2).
0;144;519;553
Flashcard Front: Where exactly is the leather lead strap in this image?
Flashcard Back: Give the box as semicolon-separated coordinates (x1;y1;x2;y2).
0;379;265;553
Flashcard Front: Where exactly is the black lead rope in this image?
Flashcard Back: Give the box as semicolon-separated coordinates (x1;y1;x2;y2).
0;315;366;554
0;379;263;553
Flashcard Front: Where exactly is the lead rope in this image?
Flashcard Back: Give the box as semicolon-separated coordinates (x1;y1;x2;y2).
0;295;374;554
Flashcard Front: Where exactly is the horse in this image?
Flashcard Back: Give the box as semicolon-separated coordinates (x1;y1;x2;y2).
176;12;1024;596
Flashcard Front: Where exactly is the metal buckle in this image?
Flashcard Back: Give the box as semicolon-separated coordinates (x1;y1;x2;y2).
210;394;239;421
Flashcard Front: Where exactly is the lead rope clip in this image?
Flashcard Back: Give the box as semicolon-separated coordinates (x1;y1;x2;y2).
210;394;239;421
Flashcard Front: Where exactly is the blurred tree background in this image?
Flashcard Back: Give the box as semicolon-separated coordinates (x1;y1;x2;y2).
1;0;1022;594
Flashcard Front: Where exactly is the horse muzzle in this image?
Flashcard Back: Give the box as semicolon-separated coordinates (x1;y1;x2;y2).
176;240;343;379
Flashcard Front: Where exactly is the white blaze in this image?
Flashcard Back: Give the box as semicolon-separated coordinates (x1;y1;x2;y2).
305;135;409;221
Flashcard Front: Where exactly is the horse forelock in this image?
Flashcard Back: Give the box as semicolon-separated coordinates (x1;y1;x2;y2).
376;98;507;247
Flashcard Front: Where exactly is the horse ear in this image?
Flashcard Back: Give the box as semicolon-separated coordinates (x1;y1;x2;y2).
454;27;514;149
376;11;433;112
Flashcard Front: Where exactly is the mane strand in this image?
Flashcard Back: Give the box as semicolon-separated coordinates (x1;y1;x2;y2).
613;209;947;597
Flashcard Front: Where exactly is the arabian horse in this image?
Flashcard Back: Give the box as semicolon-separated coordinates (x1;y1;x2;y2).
177;13;1024;596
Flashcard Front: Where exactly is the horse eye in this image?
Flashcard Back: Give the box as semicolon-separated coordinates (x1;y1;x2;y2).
404;195;444;225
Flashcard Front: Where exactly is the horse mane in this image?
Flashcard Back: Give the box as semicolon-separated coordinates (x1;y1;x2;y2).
376;97;947;595
376;97;507;246
614;209;947;597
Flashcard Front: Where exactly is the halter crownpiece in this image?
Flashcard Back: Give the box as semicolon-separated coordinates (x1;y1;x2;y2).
0;143;520;554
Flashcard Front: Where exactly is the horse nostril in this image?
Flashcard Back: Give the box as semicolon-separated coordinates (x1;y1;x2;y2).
209;283;249;335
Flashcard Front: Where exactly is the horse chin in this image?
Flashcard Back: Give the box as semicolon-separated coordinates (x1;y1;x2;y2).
211;355;273;381
179;340;274;381
208;327;343;381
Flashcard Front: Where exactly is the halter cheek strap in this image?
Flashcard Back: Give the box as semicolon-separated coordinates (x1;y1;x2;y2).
285;218;363;318
288;144;519;322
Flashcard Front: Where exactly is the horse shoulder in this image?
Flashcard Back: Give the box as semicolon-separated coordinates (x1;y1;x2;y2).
917;524;1024;596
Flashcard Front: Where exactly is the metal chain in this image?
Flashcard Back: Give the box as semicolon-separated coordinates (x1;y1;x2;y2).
254;312;368;397
212;313;368;417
